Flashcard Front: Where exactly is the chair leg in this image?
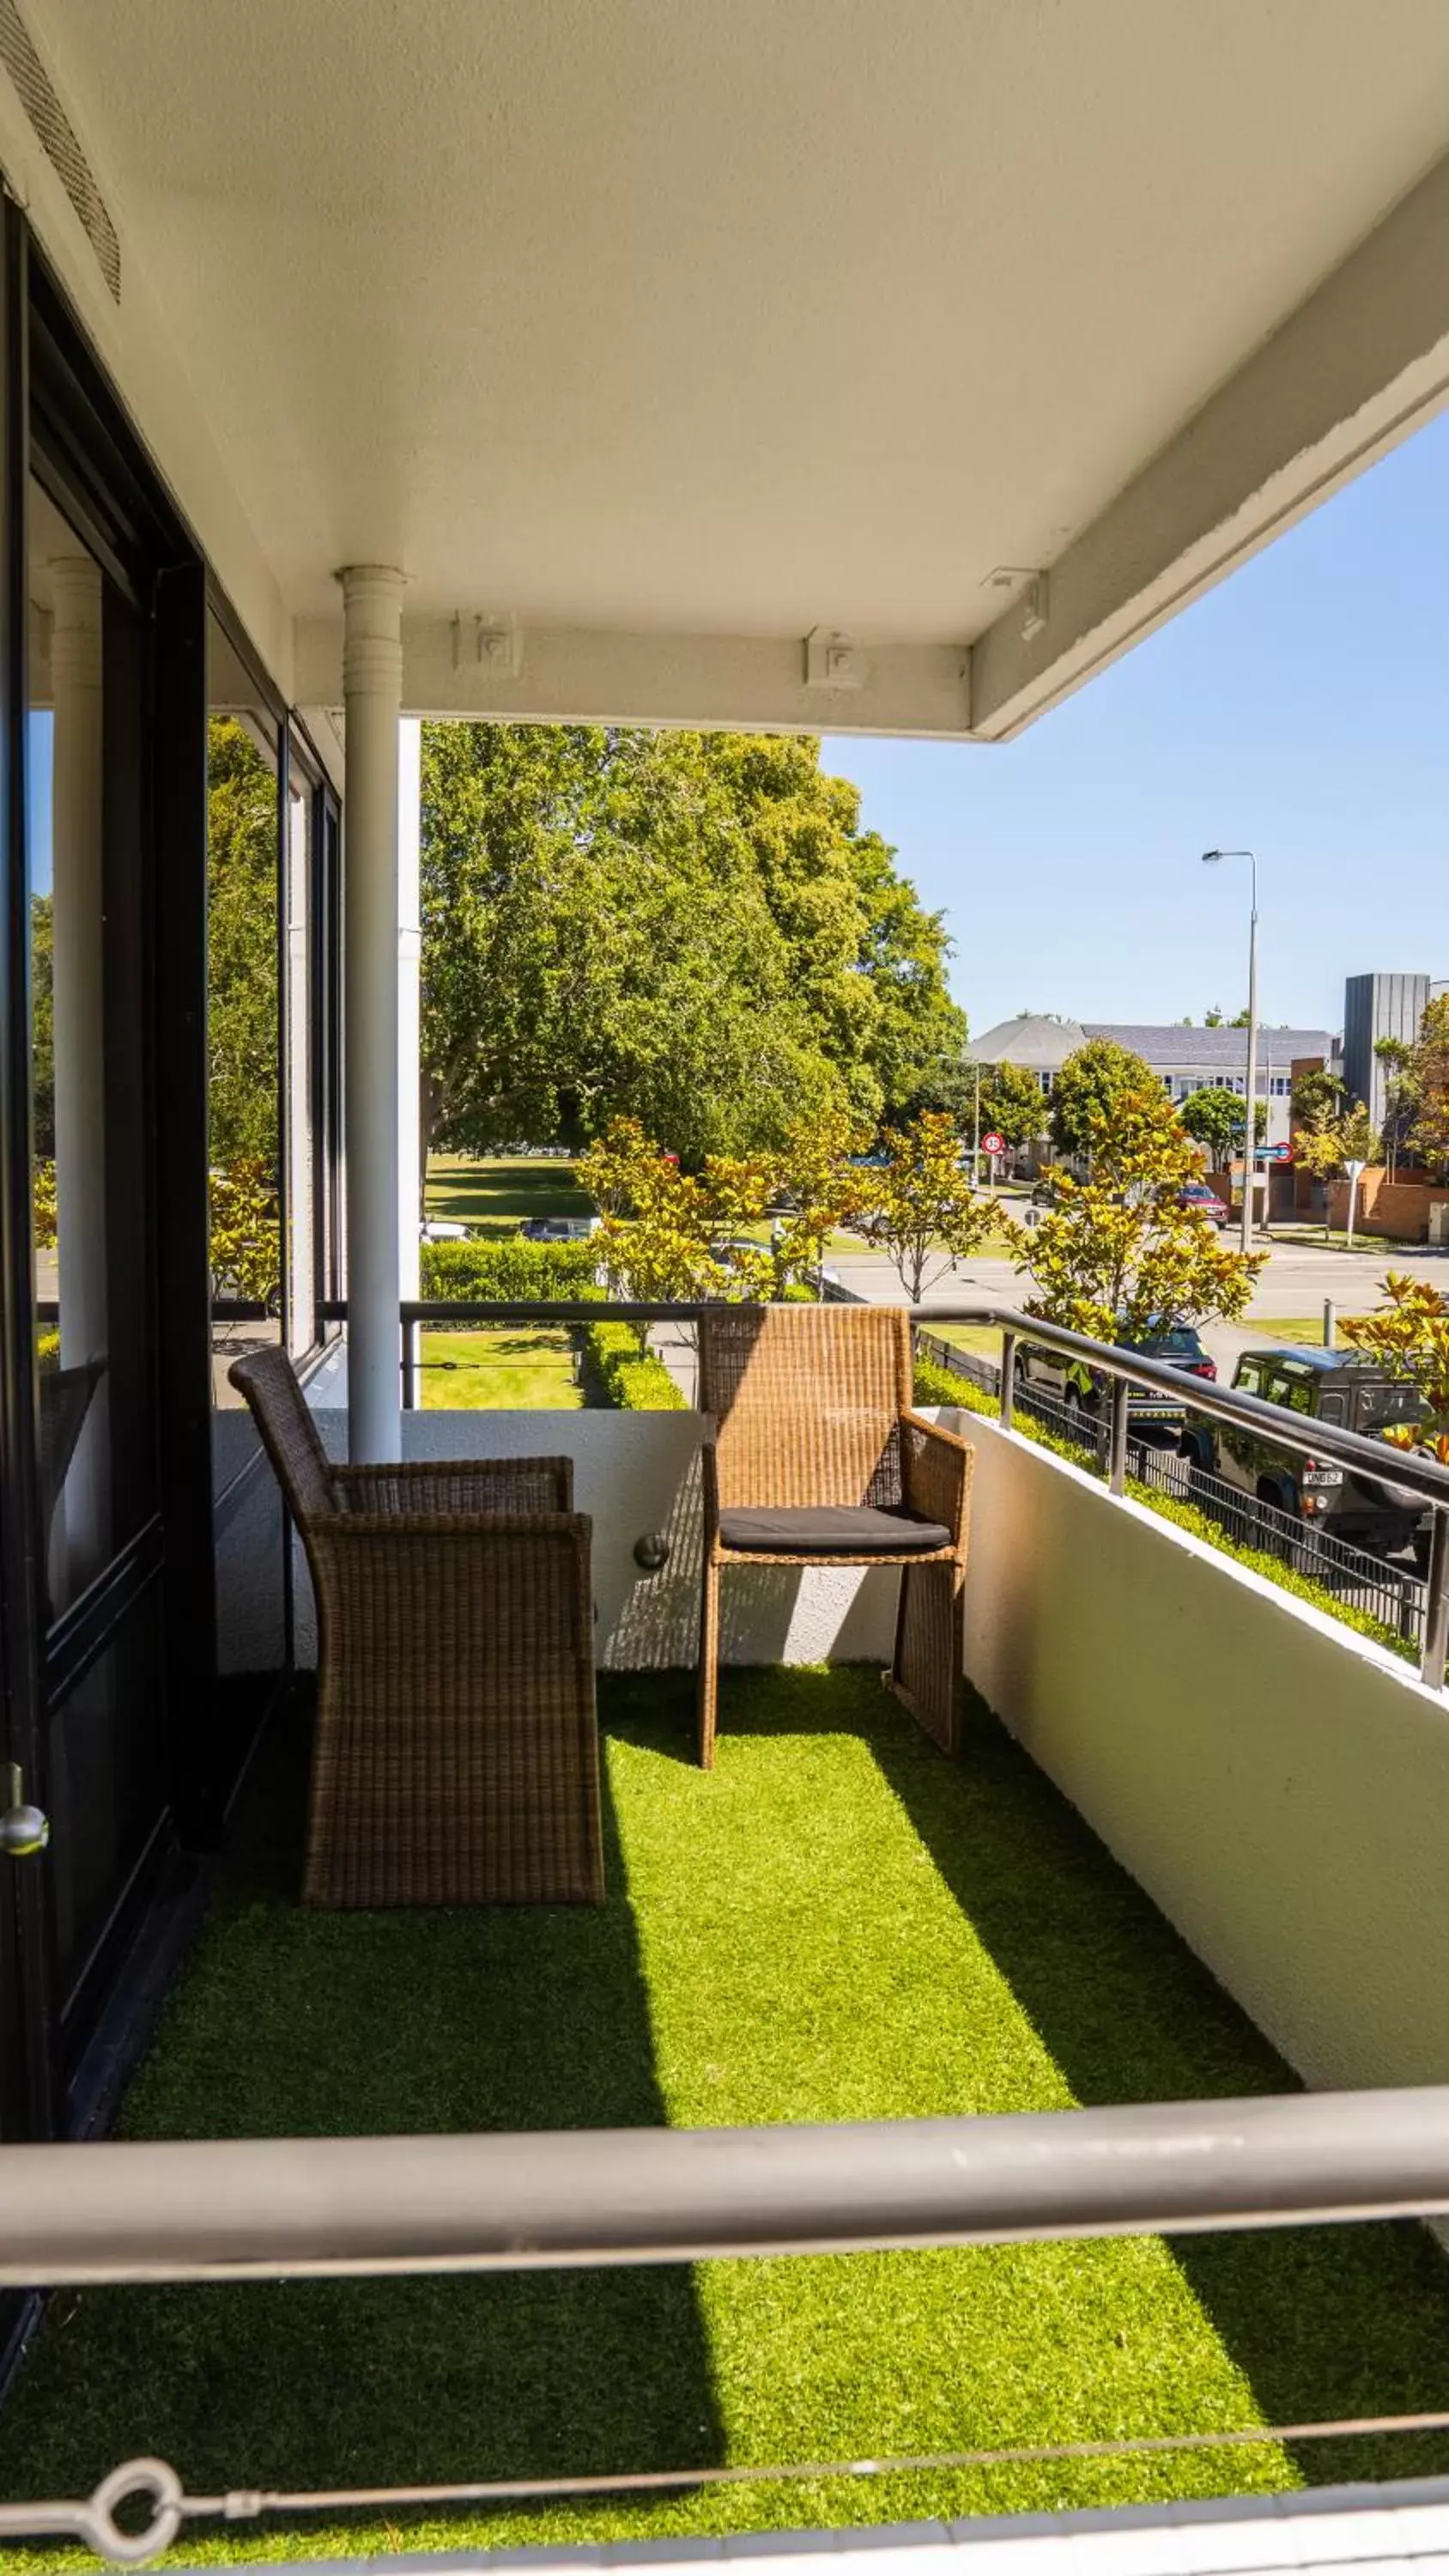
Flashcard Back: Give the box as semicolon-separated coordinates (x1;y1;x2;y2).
888;1560;964;1755
697;1555;720;1769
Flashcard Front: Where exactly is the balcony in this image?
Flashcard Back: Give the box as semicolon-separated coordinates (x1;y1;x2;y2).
8;1309;1449;2569
9;1354;1449;2562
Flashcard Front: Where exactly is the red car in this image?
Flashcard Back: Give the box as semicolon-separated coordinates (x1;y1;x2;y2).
1177;1182;1231;1229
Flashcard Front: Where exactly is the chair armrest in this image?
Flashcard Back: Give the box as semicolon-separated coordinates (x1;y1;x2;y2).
900;1411;974;1548
700;1437;719;1548
332;1455;573;1516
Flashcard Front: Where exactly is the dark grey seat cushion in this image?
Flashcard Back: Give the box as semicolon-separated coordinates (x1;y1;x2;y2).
718;1504;952;1556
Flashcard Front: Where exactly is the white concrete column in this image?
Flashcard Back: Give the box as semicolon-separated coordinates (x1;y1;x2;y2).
397;717;421;1305
48;554;109;1584
343;567;404;1461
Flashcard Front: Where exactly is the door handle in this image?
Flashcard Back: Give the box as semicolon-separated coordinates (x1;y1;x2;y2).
0;1763;48;1857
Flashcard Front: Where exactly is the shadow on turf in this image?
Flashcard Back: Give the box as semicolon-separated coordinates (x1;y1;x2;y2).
632;1664;1449;2496
0;1711;725;2534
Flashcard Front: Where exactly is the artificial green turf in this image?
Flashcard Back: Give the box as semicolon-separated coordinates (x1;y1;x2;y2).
418;1325;583;1409
6;1668;1449;2566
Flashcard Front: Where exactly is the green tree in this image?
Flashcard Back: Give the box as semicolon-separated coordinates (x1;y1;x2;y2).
1294;1098;1375;1238
1374;1035;1417;1181
1003;1084;1265;1345
1179;1086;1266;1163
857;1110;996;1303
1342;1275;1449;1461
972;1060;1048;1152
1048;1038;1158;1164
1290;1064;1343;1130
207;718;278;1169
1410;996;1449;1182
31;892;52;1159
420;725;965;1174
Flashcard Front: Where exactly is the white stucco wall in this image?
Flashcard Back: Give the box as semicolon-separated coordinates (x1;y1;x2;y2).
945;1409;1449;2094
290;1409;900;1674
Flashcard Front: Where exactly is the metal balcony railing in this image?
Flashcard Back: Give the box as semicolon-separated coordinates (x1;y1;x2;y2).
312;1295;1449;1690
8;2089;1449;2559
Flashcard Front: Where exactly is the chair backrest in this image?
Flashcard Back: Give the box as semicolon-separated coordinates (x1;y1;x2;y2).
227;1346;337;1528
698;1304;912;1509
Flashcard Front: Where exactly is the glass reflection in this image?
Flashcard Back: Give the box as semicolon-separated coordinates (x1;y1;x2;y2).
29;483;112;1615
208;616;282;1461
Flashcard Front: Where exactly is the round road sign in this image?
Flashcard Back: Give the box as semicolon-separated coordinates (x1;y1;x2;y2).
980;1131;1006;1157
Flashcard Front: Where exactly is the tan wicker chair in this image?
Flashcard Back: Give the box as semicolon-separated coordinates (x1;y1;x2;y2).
697;1305;973;1767
228;1347;603;1908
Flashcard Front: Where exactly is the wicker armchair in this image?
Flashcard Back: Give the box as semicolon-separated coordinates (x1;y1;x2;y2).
228;1347;603;1908
697;1305;973;1767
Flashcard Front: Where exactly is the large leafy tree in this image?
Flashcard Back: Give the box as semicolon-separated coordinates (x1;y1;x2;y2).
1048;1038;1158;1164
420;725;964;1171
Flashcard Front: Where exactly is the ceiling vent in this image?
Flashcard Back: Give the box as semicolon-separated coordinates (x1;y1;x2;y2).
0;0;118;299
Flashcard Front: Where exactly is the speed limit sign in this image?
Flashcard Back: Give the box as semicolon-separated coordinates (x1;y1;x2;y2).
980;1131;1006;1156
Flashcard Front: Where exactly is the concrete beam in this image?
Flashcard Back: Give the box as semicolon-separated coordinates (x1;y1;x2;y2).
294;621;973;740
970;144;1449;738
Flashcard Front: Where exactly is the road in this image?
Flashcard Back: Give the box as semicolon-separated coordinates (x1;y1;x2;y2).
650;1234;1448;1400
826;1235;1449;1375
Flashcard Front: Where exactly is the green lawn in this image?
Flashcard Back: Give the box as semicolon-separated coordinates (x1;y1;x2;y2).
919;1322;1003;1360
1254;1315;1370;1347
425;1152;592;1237
418;1325;582;1408
8;1671;1449;2565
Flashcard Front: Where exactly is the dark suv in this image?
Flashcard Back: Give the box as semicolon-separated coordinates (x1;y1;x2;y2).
1200;1346;1431;1559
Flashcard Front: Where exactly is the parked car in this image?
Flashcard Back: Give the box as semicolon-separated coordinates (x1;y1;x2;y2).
1016;1331;1191;1449
1199;1346;1432;1559
419;1218;470;1242
1176;1181;1232;1229
519;1215;600;1242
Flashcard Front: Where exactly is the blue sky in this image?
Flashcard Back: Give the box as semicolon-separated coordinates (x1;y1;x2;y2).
823;407;1449;1045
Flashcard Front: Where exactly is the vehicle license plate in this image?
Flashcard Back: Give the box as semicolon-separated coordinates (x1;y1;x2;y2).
1302;1468;1343;1487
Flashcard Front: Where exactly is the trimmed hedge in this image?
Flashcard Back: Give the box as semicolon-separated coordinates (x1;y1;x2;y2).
420;1237;600;1301
914;1354;1415;1663
581;1319;686;1411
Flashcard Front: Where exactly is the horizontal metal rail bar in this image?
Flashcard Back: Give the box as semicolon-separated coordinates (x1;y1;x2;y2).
319;1294;1449;1514
6;2087;1449;2286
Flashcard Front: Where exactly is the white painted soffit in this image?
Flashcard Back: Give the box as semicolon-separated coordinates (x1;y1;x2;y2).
15;0;1449;735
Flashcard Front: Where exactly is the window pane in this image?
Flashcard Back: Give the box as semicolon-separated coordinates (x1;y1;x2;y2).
27;480;157;1614
208;615;281;1486
285;750;315;1355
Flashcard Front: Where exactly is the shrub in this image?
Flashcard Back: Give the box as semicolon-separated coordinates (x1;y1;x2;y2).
912;1355;1415;1662
581;1320;686;1411
420;1237;600;1301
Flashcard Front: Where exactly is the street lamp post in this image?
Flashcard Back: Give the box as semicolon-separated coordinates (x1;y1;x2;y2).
1201;848;1258;1257
972;1060;981;1186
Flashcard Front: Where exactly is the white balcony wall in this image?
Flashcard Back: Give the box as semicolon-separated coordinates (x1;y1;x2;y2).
949;1410;1449;2098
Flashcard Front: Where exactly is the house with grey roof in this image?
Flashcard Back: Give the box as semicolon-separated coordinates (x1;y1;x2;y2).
967;1012;1337;1146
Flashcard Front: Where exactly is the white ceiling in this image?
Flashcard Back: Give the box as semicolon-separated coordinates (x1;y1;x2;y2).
27;0;1449;646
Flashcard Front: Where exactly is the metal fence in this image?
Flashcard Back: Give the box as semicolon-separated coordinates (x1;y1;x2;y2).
311;1294;1449;1690
914;1327;1429;1652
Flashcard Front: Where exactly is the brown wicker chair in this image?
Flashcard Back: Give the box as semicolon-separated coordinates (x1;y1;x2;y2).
228;1346;603;1908
697;1304;973;1767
